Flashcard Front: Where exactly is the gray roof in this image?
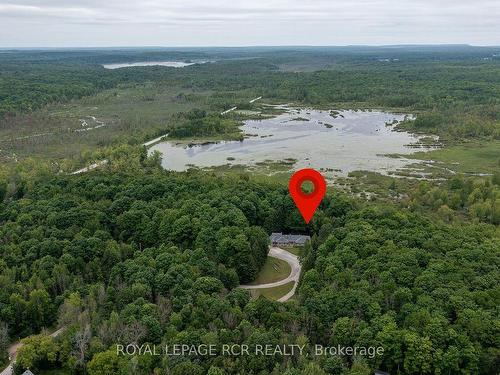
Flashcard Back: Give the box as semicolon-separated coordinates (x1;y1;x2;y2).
22;371;35;375
270;232;310;245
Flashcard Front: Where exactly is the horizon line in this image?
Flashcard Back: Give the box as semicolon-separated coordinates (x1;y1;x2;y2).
1;43;500;50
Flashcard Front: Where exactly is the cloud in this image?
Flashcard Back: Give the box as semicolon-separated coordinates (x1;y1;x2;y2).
0;0;498;46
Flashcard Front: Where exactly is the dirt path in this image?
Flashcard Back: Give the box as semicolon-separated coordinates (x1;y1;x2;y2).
240;247;301;302
143;134;169;147
70;131;169;175
70;95;263;175
71;159;109;175
1;327;65;375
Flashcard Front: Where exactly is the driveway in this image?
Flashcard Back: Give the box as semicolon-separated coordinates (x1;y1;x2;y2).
240;247;302;302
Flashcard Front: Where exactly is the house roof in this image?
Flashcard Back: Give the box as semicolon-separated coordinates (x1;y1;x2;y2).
22;370;35;375
270;232;310;245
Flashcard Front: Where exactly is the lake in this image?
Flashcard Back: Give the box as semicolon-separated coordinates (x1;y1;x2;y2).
150;107;437;178
103;61;203;69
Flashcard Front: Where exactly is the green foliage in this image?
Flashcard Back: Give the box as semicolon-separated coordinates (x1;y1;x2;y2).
300;205;499;374
0;164;498;374
1;46;500;374
0;180;6;202
0;323;8;367
410;175;499;224
15;334;59;374
168;109;241;139
2;47;500;166
87;349;128;375
412;112;445;129
0;63;117;117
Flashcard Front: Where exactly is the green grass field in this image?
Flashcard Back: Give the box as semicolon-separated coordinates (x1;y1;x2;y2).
248;256;291;285
410;140;500;175
250;281;295;300
281;245;301;256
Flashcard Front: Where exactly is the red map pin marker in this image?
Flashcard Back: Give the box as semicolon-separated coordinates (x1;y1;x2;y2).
289;168;327;224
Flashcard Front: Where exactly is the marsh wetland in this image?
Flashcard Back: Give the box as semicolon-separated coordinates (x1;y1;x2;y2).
151;106;439;178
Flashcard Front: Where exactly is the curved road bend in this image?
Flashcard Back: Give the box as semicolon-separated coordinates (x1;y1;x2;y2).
240;247;301;302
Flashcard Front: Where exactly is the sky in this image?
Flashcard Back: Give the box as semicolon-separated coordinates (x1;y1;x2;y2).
0;0;499;47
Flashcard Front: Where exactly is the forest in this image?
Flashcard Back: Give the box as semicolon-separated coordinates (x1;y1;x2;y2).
2;47;500;146
0;47;499;374
0;150;498;374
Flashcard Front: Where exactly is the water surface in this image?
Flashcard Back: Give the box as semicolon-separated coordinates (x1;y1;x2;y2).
151;107;436;177
103;61;202;69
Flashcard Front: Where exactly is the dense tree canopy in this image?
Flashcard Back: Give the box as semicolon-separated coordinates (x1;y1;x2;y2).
0;162;497;374
0;46;499;374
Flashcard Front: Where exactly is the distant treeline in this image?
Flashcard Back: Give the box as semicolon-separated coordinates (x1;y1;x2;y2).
1;48;500;140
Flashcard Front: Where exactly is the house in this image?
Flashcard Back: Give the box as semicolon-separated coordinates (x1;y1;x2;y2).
374;370;390;375
22;370;35;375
270;233;310;247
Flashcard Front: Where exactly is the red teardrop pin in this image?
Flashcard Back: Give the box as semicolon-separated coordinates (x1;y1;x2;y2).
289;168;327;224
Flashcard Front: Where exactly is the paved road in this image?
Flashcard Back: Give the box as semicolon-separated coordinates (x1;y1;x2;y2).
240;247;301;302
1;327;65;375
